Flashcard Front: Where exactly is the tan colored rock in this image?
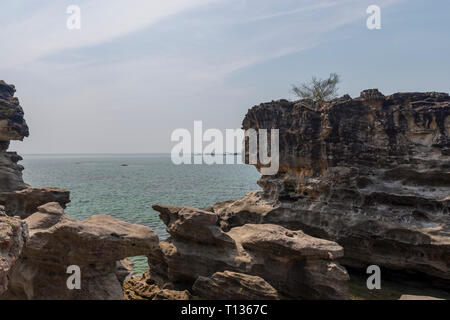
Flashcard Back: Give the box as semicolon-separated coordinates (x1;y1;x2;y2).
0;81;163;300
148;204;349;300
124;270;190;300
193;271;280;300
223;91;450;283
116;258;134;284
0;80;29;141
0;187;70;219
1;203;159;300
0;151;27;193
0;216;28;294
228;224;344;260
153;204;235;246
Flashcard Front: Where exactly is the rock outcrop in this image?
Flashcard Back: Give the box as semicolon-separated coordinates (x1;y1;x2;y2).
1;202;159;300
4;78;448;299
0;80;160;300
0;81;29;142
0;187;70;219
116;258;135;284
0;81;29;193
128;89;450;298
211;90;450;284
0;215;27;295
0;80;70;215
124;270;191;300
192;271;280;300
138;204;349;300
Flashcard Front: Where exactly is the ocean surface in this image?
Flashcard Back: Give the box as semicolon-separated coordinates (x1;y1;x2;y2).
18;154;450;299
21;154;260;274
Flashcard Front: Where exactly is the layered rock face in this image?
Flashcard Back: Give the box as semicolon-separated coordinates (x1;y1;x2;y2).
125;204;349;300
0;80;160;300
0;214;27;295
0;81;28;193
192;271;280;300
2;202;159;299
0;81;29;142
0;80;69;215
213;90;449;283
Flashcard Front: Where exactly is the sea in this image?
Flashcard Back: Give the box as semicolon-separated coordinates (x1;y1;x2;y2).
20;153;260;274
20;153;450;299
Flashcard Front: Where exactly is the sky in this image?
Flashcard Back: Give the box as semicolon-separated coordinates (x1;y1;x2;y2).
1;0;449;154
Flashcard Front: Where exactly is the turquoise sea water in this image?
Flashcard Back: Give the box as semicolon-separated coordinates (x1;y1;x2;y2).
20;154;260;274
17;154;450;299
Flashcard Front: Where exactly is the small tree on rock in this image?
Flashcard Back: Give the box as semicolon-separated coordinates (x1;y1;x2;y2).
291;73;340;103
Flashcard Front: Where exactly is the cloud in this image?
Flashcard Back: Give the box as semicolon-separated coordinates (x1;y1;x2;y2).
247;0;353;22
3;0;407;153
0;0;217;67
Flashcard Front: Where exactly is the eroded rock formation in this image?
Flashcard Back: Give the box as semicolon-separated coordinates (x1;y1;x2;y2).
124;270;192;300
0;81;28;193
0;214;27;295
2;202;159;299
211;89;450;283
192;271;280;300
0;187;70;219
4;78;448;299
126;89;449;299
0;81;28;142
131;204;350;300
0;80;69;215
0;80;160;300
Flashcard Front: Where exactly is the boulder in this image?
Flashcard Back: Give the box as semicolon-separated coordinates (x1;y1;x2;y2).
0;215;27;294
124;270;191;300
192;271;280;300
116;258;134;284
0;187;70;219
0;151;27;192
0;80;29;141
223;91;450;282
1;202;159;300
145;204;349;300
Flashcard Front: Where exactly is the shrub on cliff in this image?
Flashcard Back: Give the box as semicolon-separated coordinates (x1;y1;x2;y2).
291;73;340;103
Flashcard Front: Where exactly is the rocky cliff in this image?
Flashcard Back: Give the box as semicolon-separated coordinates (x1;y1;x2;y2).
211;89;449;283
125;204;349;300
0;80;159;299
3;202;159;299
3;79;448;299
0;214;27;295
126;89;449;298
0;80;69;215
0;81;28;142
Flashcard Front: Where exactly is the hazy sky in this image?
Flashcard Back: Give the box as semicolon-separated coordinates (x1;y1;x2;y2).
1;0;449;153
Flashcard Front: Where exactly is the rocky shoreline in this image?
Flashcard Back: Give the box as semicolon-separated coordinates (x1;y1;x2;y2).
125;89;449;299
1;80;449;300
0;81;159;299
